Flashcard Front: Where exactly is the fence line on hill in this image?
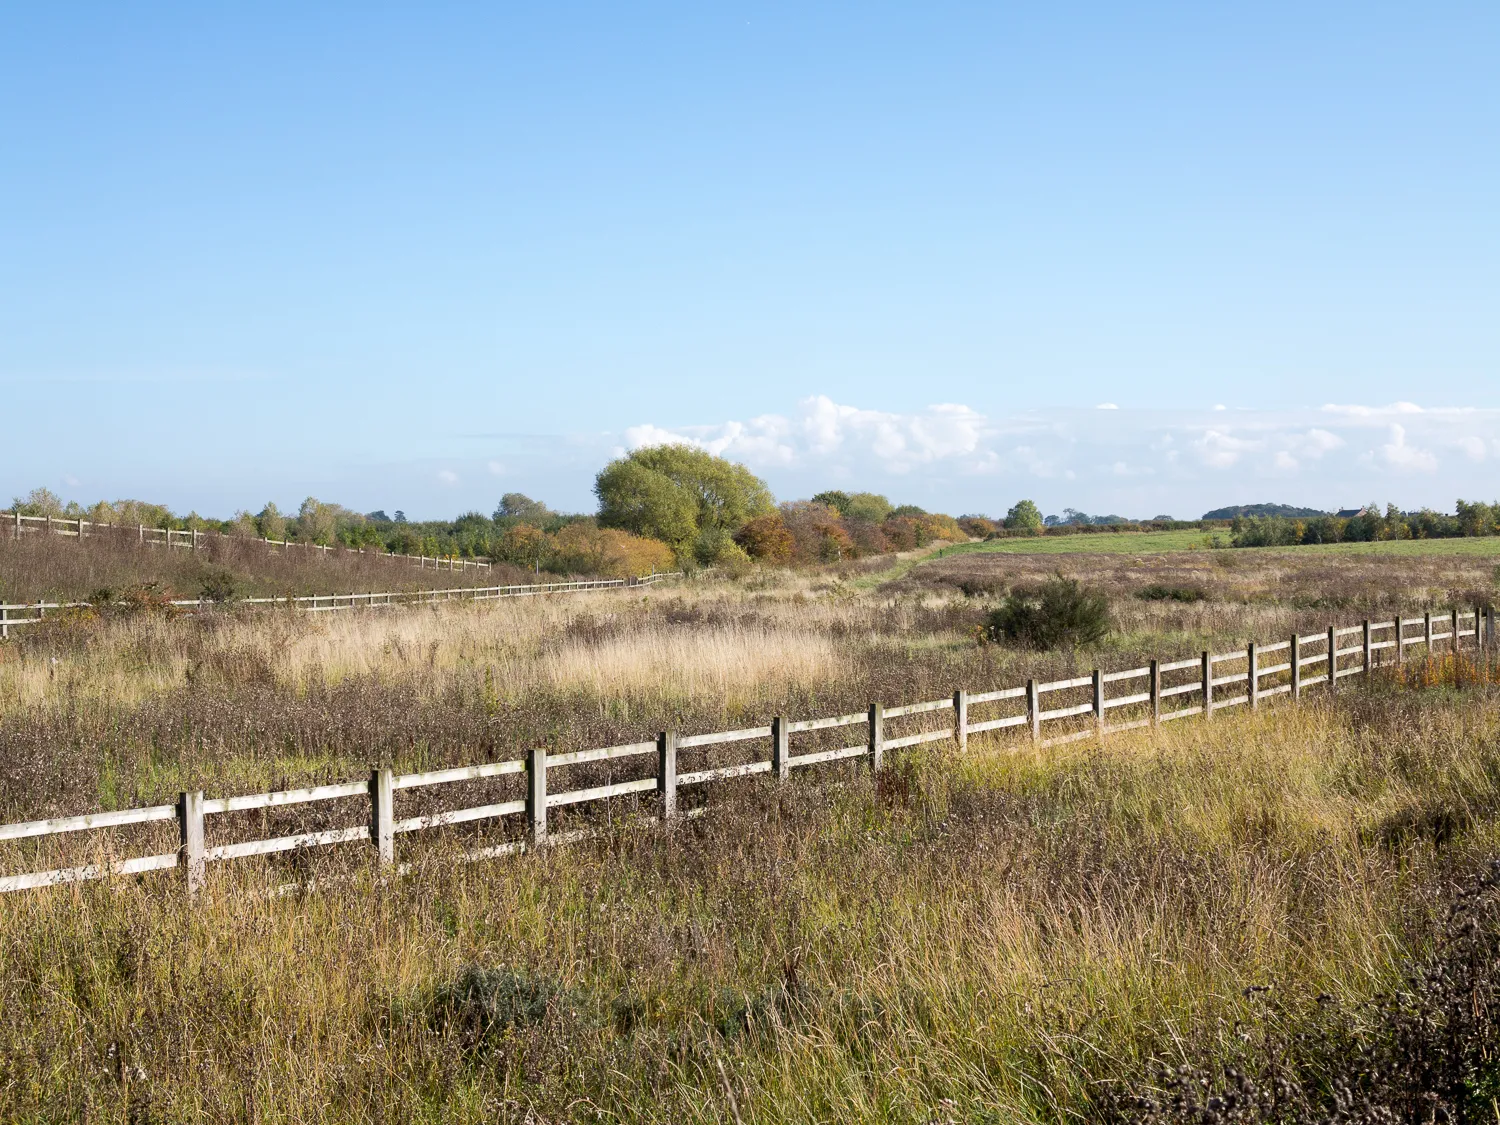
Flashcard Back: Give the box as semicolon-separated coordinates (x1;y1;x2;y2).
2;509;493;572
1;604;1495;897
0;572;681;638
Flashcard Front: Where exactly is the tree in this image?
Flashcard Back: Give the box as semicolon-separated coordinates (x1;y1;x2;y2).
12;487;63;517
594;458;699;549
1004;500;1044;533
735;514;795;564
810;490;853;515
257;502;287;542
595;445;773;551
495;493;551;525
844;492;892;523
625;445;774;532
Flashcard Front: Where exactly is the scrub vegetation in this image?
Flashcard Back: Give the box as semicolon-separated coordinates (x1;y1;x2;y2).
4;523;1500;1121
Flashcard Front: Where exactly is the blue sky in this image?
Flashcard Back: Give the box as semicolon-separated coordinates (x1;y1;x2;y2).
2;3;1497;519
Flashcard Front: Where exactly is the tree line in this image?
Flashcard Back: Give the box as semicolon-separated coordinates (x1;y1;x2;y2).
1229;501;1500;547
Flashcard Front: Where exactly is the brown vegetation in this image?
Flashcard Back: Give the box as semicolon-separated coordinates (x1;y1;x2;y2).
4;551;1500;1121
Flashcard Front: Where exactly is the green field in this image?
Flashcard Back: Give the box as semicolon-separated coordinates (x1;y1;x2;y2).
928;531;1500;559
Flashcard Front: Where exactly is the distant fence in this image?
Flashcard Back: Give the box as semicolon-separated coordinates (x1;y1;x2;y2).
2;604;1493;897
2;509;493;572
0;572;681;638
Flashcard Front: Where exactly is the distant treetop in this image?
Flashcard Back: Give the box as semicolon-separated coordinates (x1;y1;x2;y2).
1201;503;1329;520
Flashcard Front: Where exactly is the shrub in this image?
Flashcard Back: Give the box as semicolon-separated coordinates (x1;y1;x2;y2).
198;567;239;603
986;577;1112;647
1135;583;1207;603
735;514;794;564
423;965;575;1051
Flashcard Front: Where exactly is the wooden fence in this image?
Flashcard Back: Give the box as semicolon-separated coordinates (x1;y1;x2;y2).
1;605;1494;898
0;573;680;638
2;509;493;572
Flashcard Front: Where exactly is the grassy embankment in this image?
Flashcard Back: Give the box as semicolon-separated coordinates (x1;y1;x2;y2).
3;552;1500;1120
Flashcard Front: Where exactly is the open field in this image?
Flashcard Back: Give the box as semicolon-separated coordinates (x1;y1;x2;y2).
0;528;542;605
941;530;1500;558
3;553;1500;1121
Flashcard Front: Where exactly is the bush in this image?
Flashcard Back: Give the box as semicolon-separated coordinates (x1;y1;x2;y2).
423;965;575;1050
1136;583;1207;603
986;577;1112;648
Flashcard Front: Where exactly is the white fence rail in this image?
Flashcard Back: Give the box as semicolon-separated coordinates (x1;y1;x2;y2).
0;573;680;638
2;604;1493;897
3;509;494;572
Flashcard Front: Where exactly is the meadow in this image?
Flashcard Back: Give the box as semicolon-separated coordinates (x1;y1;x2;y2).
2;545;1500;1122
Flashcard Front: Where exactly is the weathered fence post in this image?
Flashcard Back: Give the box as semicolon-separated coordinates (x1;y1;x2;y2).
1092;668;1105;735
1247;642;1259;709
0;605;7;641
1327;625;1338;693
1451;608;1460;656
1396;615;1405;664
370;768;394;865
1424;612;1433;656
527;747;548;843
1149;659;1161;725
1363;620;1372;678
177;790;205;897
868;703;884;771
1027;678;1040;742
1201;651;1213;719
1291;635;1301;700
656;732;677;820
953;689;968;750
771;717;789;781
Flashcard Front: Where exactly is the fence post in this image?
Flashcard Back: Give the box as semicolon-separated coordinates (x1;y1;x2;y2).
657;732;677;820
1451;608;1460;656
370;768;394;865
1424;612;1433;656
1396;615;1405;665
868;703;884;771
1202;651;1213;719
1027;678;1040;742
1092;668;1104;735
1327;625;1338;693
1362;620;1372;678
13;510;19;539
1247;642;1258;709
771;717;789;781
1149;659;1161;725
77;517;84;539
527;747;548;843
177;790;205;897
1476;605;1485;653
0;605;6;641
1291;635;1301;700
953;689;968;750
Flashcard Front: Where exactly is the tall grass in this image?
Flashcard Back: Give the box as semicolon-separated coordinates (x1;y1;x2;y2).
1;688;1497;1121
4;555;1500;1120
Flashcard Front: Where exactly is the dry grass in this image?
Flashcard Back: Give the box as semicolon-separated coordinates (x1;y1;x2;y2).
0;526;538;604
3;552;1500;1121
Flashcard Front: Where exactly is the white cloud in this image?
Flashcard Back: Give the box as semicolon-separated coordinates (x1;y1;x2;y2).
1323;401;1425;418
1377;424;1438;473
437;469;459;485
611;398;1496;512
1212;404;1227;411
1453;435;1488;462
1096;403;1119;410
487;460;506;476
1192;429;1262;469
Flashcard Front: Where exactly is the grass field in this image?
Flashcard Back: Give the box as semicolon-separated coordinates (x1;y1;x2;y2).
4;556;1500;1121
